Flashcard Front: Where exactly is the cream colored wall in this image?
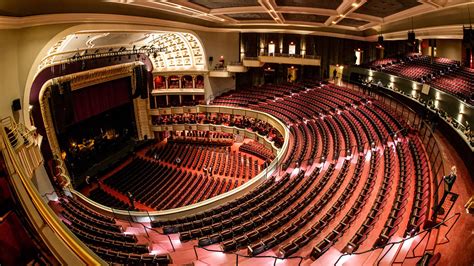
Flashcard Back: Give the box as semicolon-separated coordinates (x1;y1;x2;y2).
436;39;462;61
420;41;430;56
0;30;22;120
195;31;239;99
0;24;72;121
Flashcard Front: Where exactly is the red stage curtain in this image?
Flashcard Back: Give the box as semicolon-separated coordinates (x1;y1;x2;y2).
72;78;131;123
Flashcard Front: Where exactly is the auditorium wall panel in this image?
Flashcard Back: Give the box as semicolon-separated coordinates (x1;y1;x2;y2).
0;30;22;120
436;39;462;61
0;24;71;121
195;31;239;98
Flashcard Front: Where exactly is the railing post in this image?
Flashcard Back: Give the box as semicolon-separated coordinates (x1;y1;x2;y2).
127;209;133;226
193;245;199;260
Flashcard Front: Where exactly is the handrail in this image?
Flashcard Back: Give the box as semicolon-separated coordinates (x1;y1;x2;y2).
0;118;102;265
333;212;461;266
259;52;321;60
193;245;304;266
0;210;13;223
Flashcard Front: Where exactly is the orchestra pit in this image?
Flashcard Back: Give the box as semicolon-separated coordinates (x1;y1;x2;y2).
1;1;474;265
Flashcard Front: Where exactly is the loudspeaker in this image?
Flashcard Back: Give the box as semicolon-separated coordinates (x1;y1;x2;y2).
377;35;384;45
465;47;471;67
463;27;472;44
12;99;21;111
408;31;416;43
209;56;213;62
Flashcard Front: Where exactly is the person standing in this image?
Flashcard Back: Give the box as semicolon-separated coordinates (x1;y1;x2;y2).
437;166;457;214
333;68;337;81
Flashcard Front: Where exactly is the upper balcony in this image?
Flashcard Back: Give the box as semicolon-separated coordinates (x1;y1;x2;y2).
243;53;321;67
152;73;205;95
208;62;248;78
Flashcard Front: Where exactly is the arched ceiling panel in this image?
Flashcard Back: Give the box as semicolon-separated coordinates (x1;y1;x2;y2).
38;30;207;72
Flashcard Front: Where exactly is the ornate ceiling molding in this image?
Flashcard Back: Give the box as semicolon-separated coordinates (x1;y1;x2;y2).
0;7;467;41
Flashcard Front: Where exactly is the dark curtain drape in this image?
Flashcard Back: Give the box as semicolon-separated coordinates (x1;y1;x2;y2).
72;77;131;123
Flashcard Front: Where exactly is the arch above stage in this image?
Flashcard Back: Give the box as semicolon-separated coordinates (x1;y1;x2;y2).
39;30;207;73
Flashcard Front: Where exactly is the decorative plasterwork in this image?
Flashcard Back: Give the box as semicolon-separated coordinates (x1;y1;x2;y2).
38;30;207;73
100;0;470;33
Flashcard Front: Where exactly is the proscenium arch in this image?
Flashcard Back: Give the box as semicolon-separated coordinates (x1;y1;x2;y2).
22;23;209;128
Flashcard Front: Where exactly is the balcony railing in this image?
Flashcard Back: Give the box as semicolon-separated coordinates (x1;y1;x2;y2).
258;53;321;59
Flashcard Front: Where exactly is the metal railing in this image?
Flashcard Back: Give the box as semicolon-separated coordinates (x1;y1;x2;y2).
259;52;321;59
418;121;446;210
193;245;304;266
333;212;461;266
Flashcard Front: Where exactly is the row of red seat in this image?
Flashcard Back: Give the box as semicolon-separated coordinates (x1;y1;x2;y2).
103;158;240;210
366;55;472;103
150;82;432;262
57;197;161;263
146;142;263;179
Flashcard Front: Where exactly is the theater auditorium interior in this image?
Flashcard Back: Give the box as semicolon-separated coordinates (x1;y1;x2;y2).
0;0;474;265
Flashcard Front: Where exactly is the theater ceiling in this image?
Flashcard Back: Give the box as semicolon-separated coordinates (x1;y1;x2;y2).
0;0;472;39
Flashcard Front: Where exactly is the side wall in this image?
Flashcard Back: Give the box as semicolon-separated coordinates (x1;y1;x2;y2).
196;31;239;99
0;24;73;121
420;39;462;61
436;39;462;61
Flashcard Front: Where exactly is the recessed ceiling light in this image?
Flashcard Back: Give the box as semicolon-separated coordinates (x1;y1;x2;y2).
332;21;337;24
352;3;359;7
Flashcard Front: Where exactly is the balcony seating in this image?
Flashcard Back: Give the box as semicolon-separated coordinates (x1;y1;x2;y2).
365;55;472;103
338;148;394;255
57;196;170;263
88;187;134;210
239;141;275;161
374;142;411;247
64;81;433;264
89;245;171;265
406;137;431;234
